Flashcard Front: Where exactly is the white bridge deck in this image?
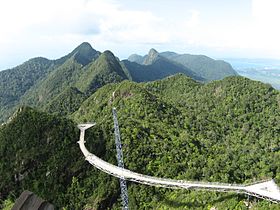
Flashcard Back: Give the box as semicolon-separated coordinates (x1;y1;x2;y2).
78;123;280;203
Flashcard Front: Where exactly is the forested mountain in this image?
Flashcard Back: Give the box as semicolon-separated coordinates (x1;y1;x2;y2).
161;52;238;81
0;43;127;122
76;50;128;94
0;43;279;209
72;75;280;209
21;49;127;109
128;50;238;81
0;57;55;121
122;49;203;82
0;43;238;123
1;74;279;209
0;42;99;122
21;57;85;108
44;87;86;116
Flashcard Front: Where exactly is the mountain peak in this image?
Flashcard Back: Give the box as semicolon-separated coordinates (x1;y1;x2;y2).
71;42;100;66
77;42;92;48
73;42;97;55
127;54;144;64
76;49;128;94
143;48;160;65
102;50;116;59
148;48;158;55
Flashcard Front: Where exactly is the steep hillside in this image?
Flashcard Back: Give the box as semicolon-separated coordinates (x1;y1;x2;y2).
53;42;100;66
21;57;84;107
43;87;86;116
122;49;202;82
161;51;238;81
76;50;128;94
128;50;237;82
0;42;100;122
20;47;128;115
0;43;129;122
20;42;101;107
0;57;55;121
0;44;237;123
0;107;120;209
0;107;80;207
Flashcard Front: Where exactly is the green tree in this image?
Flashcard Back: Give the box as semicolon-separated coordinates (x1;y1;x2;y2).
64;177;86;210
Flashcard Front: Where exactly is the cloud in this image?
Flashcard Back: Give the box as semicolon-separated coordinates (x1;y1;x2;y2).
251;0;280;38
0;0;207;68
174;0;280;58
252;0;280;23
0;0;170;61
186;10;200;28
3;0;170;44
85;1;170;45
1;0;280;70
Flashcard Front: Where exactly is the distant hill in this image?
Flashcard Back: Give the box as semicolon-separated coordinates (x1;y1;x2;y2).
0;43;128;122
127;53;145;64
0;42;100;121
0;43;241;122
0;43;239;123
0;57;55;121
21;49;127;107
128;50;238;81
69;42;100;65
76;50;128;94
123;49;203;82
20;42;101;108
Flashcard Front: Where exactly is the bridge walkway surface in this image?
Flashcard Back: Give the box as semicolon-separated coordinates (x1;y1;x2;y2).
78;123;280;203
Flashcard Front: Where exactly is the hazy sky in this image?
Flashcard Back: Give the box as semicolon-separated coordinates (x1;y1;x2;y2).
0;0;280;70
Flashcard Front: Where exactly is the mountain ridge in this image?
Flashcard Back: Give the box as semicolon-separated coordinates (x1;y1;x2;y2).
128;49;238;81
143;48;160;65
122;49;204;82
0;43;131;121
0;42;267;126
76;50;128;94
